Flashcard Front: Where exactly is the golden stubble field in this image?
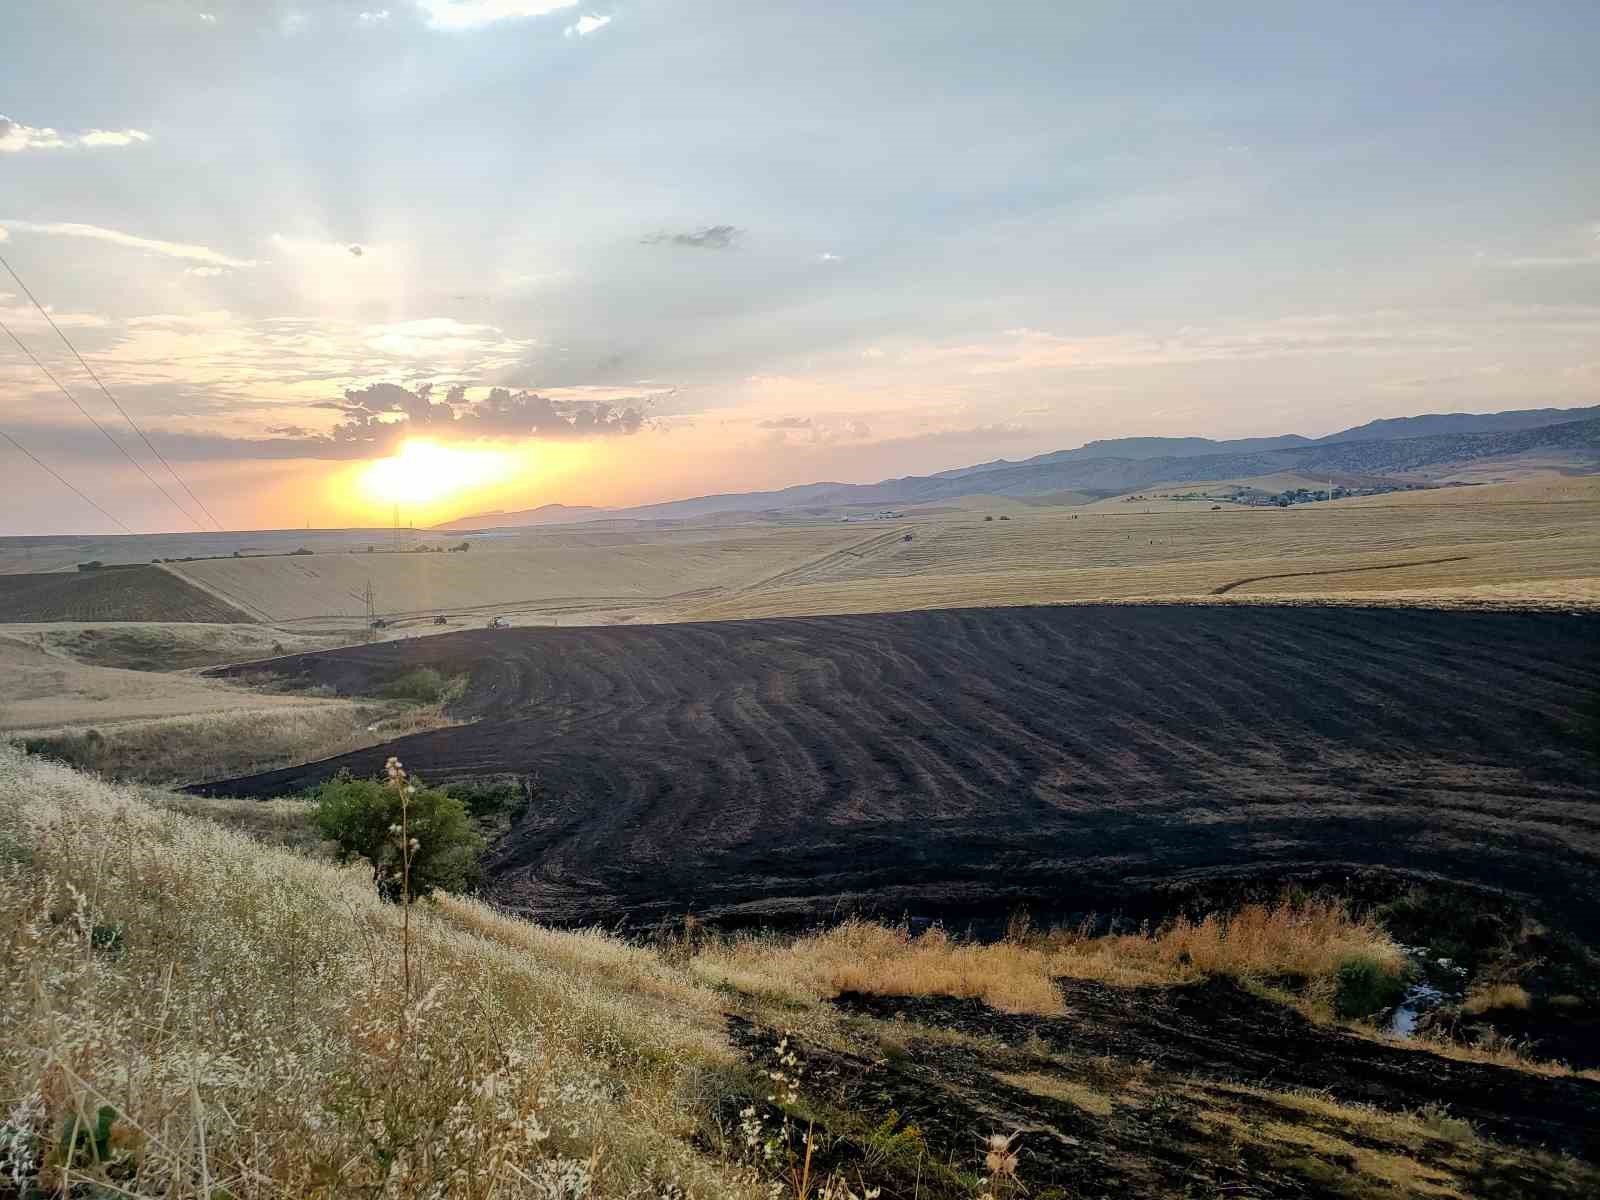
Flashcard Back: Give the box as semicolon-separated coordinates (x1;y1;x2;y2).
163;523;877;626
148;477;1600;627
686;477;1600;620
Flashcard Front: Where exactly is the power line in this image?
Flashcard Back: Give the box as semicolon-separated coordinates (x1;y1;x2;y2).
1;315;208;531
0;425;134;534
0;250;227;531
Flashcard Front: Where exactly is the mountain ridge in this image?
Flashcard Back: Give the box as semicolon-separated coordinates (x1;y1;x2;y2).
436;403;1600;529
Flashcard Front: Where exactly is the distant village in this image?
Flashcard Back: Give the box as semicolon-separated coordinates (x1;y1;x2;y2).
1125;481;1446;509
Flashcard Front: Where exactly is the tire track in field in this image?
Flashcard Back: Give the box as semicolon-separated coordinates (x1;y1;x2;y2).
1210;555;1472;594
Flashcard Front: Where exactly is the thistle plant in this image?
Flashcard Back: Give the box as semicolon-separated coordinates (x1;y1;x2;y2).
385;754;418;995
980;1132;1023;1198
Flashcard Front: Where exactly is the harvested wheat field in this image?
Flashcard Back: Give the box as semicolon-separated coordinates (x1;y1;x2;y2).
163;524;875;625
686;479;1600;620
196;604;1600;936
146;478;1600;630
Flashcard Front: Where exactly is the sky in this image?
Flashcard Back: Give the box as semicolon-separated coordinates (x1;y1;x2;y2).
2;0;1598;533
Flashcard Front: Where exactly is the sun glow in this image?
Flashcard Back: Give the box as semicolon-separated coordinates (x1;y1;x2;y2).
360;439;515;508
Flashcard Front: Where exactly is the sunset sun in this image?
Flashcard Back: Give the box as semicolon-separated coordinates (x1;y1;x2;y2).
360;439;513;509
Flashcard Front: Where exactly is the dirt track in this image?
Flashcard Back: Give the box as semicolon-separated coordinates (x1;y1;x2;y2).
196;606;1600;931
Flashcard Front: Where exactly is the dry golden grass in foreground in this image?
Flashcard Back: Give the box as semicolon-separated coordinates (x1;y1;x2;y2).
693;899;1408;1018
0;745;762;1200
4;745;1595;1200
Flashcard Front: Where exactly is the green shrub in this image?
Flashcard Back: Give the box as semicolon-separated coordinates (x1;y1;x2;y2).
379;667;447;704
1377;887;1513;972
1332;953;1407;1018
313;771;483;902
444;778;526;820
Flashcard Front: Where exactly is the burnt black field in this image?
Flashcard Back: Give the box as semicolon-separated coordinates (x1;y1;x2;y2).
197;605;1600;932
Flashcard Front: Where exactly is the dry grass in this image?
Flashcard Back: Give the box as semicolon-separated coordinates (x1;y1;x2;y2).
36;622;348;671
151;792;326;854
11;703;458;786
0;742;764;1200
0;632;363;735
693;898;1407;1017
1175;1078;1600;1199
1373;1027;1600;1081
995;1072;1117;1116
1460;983;1532;1015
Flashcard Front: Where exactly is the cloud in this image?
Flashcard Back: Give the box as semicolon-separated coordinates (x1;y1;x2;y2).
125;311;235;329
0;116;66;152
0;220;255;268
76;129;151;148
564;12;610;36
358;9;392;24
0;291;109;331
414;0;577;31
642;224;739;250
818;252;840;262
199;13;216;23
757;416;813;430
185;266;230;278
0;114;145;153
309;381;650;455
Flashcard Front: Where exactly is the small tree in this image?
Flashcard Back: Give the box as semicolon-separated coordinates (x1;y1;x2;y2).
314;765;483;904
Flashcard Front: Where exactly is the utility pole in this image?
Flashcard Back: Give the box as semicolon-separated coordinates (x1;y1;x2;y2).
364;578;376;642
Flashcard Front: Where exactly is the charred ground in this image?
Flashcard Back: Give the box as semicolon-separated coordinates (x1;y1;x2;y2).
196;605;1600;932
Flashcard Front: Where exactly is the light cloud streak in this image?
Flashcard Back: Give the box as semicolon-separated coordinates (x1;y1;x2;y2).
0;221;256;268
415;0;576;31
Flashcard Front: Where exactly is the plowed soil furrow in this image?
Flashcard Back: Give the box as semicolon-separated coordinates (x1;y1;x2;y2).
195;605;1600;931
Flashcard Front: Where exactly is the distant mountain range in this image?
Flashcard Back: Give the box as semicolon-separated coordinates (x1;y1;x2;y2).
436;403;1600;530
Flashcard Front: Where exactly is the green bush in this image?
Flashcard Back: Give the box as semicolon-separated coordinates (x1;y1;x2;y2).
444;778;526;820
313;771;483;902
1332;953;1407;1018
379;667;447;704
